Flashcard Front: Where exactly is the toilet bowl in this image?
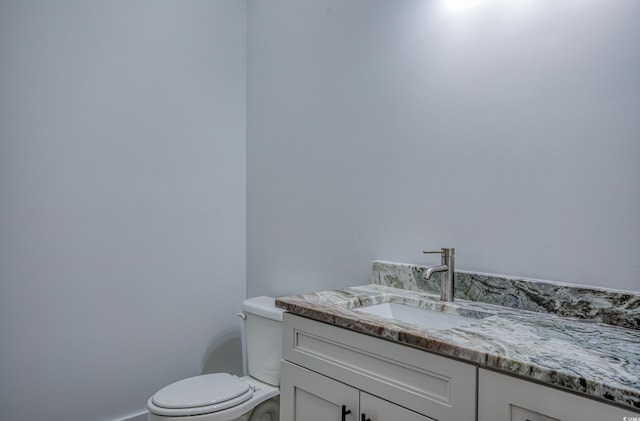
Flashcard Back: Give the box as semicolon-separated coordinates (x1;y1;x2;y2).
147;297;283;421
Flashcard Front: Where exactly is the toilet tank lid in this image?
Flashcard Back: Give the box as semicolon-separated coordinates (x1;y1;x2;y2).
242;296;284;321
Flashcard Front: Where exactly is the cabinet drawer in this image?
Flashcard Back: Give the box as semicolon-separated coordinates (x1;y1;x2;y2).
282;313;476;421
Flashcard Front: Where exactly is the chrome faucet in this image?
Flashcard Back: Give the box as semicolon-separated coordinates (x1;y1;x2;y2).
422;248;455;302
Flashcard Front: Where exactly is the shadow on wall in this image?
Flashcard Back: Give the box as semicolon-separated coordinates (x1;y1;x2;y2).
201;327;244;376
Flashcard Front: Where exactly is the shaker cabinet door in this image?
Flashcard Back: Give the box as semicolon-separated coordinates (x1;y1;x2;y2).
280;361;359;421
478;368;640;421
360;392;435;421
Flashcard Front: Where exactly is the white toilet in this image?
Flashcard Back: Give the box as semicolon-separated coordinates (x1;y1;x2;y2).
147;297;284;421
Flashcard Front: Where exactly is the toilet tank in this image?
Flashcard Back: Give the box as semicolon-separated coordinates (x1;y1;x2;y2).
242;296;284;386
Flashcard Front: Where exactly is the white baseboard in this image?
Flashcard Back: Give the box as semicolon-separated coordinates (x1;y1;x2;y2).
117;410;147;421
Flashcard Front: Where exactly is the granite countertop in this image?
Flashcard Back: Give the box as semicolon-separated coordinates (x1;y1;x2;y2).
276;283;640;411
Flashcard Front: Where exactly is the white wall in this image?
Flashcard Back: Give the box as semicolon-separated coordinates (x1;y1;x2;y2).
247;0;640;296
0;2;246;420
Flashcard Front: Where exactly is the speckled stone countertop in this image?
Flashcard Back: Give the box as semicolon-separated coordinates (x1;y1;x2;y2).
276;262;640;411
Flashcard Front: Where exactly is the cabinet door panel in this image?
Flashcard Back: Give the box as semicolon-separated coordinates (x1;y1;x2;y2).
360;392;435;421
478;368;640;421
295;388;343;421
280;360;359;421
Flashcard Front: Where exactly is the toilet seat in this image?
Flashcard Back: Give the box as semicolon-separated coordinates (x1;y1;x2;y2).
148;373;254;417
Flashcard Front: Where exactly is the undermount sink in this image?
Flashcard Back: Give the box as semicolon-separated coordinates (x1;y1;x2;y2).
354;301;490;330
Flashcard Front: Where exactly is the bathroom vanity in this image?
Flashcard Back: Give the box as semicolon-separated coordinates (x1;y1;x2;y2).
276;261;640;421
280;313;475;421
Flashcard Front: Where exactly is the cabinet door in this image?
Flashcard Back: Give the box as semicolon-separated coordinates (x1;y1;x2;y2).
478;368;640;421
280;361;359;421
360;392;435;421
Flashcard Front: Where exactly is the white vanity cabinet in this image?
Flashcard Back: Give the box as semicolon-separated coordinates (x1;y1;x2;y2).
478;368;640;421
281;361;433;421
280;313;476;421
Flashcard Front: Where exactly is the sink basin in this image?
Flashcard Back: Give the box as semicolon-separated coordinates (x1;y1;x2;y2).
354;301;489;330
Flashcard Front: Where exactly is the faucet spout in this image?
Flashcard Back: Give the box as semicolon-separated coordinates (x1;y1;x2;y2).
423;264;448;280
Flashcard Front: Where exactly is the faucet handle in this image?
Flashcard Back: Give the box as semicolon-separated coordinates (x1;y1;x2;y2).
423;248;455;256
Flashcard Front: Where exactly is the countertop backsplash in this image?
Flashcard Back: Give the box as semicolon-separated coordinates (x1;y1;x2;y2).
372;260;640;330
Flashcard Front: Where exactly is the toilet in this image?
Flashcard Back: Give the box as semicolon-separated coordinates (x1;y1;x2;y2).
147;297;284;421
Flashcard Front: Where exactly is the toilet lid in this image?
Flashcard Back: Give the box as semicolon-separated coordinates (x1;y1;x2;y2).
152;373;252;410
